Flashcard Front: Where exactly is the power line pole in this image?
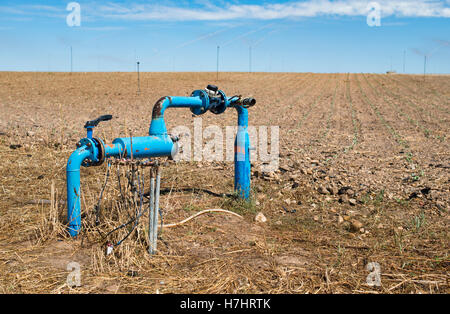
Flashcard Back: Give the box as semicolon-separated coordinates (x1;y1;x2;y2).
249;46;252;73
216;45;220;81
137;61;141;95
70;46;73;73
403;50;406;73
423;55;427;81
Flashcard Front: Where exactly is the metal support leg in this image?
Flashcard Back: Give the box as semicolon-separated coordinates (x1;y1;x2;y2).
148;169;155;255
148;164;161;255
153;165;161;254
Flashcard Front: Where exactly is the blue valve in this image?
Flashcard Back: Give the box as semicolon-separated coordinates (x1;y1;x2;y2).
84;115;112;139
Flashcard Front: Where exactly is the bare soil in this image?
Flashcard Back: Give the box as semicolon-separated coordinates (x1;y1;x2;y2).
0;72;448;293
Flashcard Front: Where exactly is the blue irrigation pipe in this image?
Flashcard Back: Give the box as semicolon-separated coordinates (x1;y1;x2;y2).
66;87;255;237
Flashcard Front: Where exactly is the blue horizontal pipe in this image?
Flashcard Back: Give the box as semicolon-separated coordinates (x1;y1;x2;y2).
149;96;204;135
105;135;175;159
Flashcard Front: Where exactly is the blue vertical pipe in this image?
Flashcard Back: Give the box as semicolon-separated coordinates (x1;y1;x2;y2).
234;106;251;199
66;145;91;237
86;127;93;139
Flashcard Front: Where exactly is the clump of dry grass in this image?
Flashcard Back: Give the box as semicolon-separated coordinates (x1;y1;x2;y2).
34;180;69;244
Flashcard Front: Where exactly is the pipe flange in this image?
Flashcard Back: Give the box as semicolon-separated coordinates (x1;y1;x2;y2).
209;90;228;115
190;89;209;115
91;137;105;167
80;137;105;167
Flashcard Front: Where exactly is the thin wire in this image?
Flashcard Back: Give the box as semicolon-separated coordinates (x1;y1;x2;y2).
105;164;146;246
94;160;111;226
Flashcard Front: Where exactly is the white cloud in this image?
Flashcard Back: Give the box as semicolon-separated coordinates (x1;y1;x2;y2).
93;0;450;21
1;1;449;21
80;26;126;31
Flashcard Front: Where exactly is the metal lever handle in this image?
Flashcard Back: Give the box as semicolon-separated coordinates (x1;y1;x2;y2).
84;115;113;128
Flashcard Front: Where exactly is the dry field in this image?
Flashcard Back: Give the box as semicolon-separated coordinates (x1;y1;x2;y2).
0;72;448;294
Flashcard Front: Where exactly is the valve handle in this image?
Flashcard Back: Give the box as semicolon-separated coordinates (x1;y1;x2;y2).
206;84;218;93
84;115;113;128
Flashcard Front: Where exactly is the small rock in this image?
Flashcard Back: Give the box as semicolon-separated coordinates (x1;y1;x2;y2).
350;220;363;232
348;198;357;206
255;212;267;223
327;184;339;195
436;201;446;211
337;215;344;224
338;186;351;195
339;194;349;204
27;131;35;137
318;186;329;195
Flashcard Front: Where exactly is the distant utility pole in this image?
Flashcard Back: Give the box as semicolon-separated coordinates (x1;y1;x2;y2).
216;45;220;81
423;55;427;81
249;46;252;73
403;50;406;73
137;61;141;94
70;46;73;73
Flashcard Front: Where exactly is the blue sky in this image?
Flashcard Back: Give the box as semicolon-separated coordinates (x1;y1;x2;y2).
0;0;449;73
